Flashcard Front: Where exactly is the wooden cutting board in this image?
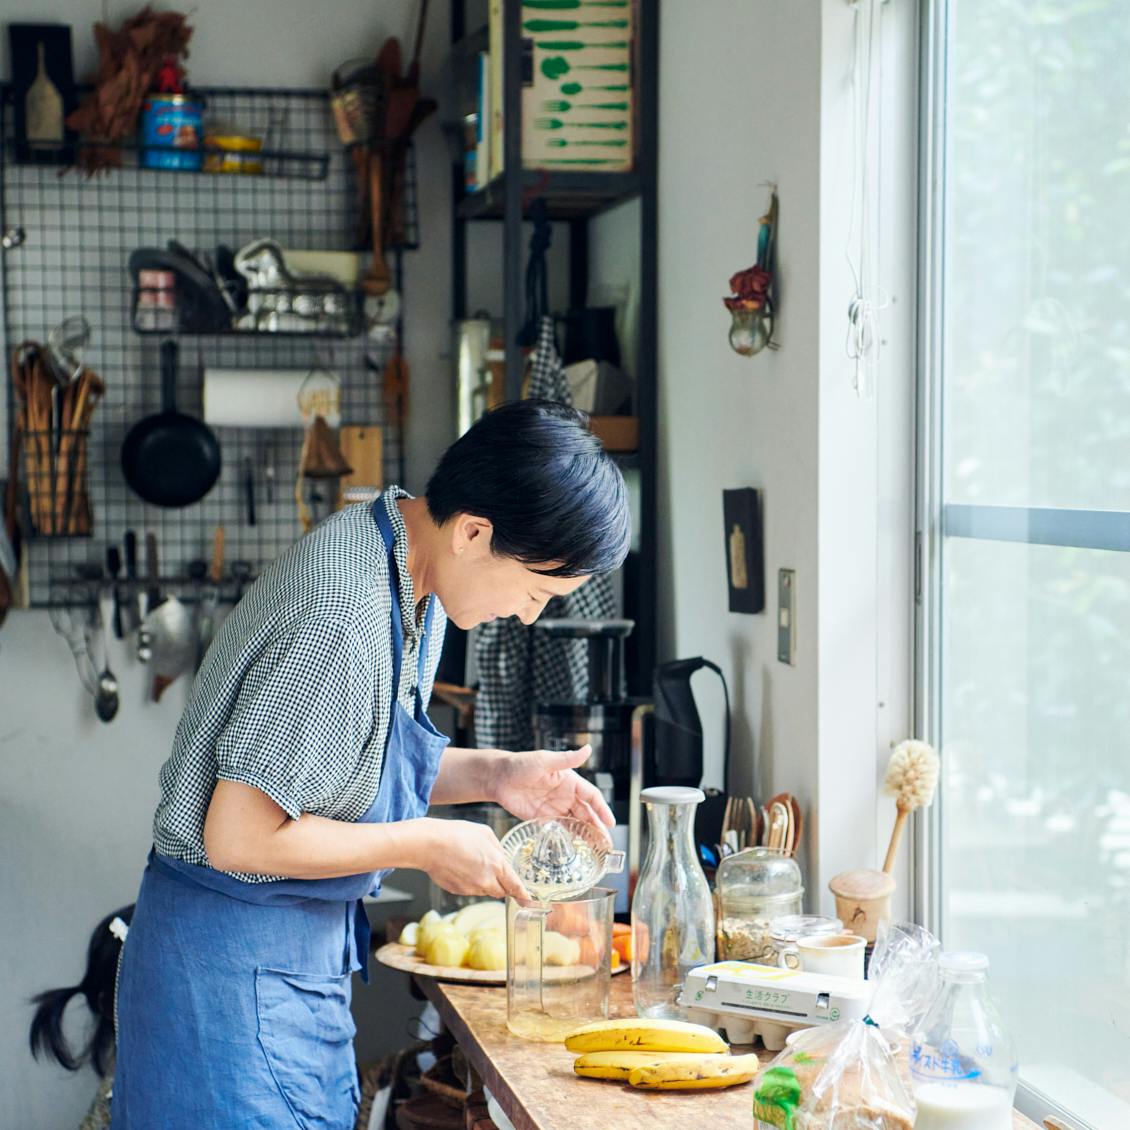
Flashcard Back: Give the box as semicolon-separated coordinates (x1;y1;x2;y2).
374;942;629;986
337;424;383;507
376;942;506;985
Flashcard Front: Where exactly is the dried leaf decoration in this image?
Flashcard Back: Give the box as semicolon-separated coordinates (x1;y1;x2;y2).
66;7;194;176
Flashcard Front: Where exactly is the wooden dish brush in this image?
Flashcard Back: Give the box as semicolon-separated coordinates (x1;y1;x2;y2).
881;739;940;874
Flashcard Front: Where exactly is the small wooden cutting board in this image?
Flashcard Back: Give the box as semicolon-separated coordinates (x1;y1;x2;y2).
338;424;383;507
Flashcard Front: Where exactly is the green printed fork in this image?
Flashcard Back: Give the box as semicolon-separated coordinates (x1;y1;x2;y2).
535;117;628;130
545;137;628;148
542;100;630;112
524;18;629;31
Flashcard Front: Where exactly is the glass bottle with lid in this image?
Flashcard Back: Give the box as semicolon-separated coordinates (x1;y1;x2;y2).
631;787;714;1019
910;951;1018;1130
768;913;843;967
714;846;804;962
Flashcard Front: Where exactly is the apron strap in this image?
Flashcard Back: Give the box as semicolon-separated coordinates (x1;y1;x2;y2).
371;495;432;699
365;495;437;984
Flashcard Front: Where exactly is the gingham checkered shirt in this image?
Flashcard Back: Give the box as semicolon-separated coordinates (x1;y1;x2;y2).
152;488;445;881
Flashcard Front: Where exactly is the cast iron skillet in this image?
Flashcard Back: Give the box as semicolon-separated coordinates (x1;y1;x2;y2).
121;341;221;507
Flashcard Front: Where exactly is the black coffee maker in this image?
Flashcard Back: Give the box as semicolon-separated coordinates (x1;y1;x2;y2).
532;618;638;805
532;634;732;905
533;618;648;911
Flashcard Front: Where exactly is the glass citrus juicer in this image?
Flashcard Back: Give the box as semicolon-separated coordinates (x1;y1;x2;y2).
499;817;624;1040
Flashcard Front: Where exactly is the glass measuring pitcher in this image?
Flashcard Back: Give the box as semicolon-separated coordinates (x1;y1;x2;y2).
506;888;616;1042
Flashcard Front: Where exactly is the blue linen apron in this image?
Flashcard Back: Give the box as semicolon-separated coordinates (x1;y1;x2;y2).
111;498;450;1129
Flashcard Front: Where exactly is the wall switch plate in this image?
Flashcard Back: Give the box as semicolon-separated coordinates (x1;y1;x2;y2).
777;568;796;665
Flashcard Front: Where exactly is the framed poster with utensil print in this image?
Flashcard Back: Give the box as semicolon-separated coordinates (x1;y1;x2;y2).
8;24;77;165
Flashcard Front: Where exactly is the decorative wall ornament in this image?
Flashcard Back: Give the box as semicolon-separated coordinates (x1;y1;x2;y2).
723;187;778;357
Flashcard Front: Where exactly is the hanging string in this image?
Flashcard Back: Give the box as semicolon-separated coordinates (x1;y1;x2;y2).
844;0;889;400
845;0;896;780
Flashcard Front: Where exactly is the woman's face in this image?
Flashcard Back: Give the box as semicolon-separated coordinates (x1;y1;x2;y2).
433;514;589;630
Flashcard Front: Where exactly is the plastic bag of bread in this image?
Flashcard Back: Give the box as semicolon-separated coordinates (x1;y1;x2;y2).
753;1021;913;1129
752;921;941;1130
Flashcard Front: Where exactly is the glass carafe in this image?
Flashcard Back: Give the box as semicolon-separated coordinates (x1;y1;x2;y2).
631;786;714;1019
506;888;615;1041
910;951;1018;1130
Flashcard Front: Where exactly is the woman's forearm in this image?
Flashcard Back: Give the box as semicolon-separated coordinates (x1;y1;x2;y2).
203;778;525;898
428;746;502;806
203;778;436;879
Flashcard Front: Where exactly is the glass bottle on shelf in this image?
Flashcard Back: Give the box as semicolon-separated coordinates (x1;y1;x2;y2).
631;786;714;1019
910;951;1018;1130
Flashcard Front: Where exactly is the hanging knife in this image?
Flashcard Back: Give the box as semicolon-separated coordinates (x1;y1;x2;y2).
137;531;162;663
195;526;225;669
106;545;124;639
145;532;164;612
122;530;142;636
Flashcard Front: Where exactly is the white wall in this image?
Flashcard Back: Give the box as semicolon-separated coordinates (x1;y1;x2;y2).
655;0;823;857
815;0;917;917
654;0;915;915
0;4;458;1127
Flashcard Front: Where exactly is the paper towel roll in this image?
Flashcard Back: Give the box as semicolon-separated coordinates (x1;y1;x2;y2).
281;250;361;287
203;369;308;428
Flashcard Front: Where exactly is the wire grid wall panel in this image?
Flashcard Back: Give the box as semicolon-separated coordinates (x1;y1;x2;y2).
2;88;414;607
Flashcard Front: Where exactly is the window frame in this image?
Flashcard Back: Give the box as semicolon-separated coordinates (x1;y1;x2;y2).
913;2;1117;1125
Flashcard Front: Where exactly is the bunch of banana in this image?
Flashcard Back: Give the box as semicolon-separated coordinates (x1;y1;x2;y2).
565;1017;728;1054
574;1050;713;1081
627;1054;761;1090
565;1019;760;1091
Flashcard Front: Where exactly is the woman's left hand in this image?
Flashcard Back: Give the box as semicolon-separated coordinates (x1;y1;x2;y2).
489;746;614;837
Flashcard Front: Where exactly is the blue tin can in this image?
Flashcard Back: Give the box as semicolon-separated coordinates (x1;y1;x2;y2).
139;94;204;170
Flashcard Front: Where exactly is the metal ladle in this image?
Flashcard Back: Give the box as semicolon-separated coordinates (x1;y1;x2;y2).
51;568;118;723
92;620;120;724
83;567;118;721
77;564;118;723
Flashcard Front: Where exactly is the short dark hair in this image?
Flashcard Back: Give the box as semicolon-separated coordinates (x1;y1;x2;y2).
426;399;631;577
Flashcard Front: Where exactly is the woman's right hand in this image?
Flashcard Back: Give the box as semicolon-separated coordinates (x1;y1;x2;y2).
413;819;528;899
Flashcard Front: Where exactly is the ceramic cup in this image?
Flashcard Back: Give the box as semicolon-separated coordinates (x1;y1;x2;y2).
777;932;867;979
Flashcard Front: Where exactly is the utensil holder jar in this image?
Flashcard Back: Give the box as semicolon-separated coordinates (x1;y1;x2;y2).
21;428;93;537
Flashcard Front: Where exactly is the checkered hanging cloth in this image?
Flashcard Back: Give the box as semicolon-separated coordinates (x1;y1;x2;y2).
528;313;571;403
473;316;618;751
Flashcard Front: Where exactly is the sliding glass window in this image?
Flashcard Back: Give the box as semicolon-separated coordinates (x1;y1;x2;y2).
922;0;1130;1124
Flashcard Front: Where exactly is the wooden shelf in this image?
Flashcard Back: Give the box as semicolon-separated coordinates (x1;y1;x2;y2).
449;0;658;693
458;170;642;222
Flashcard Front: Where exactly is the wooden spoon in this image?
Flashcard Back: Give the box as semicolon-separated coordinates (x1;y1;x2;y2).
361;148;391;296
62;369;104;534
767;801;789;853
384;351;409;431
787;794;803;856
768;792;798;856
362;38;402;297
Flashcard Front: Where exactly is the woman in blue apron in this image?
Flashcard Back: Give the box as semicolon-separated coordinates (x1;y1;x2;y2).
111;401;631;1129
